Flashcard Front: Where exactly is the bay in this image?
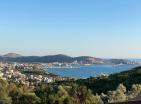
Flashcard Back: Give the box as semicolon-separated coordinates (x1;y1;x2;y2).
46;64;140;78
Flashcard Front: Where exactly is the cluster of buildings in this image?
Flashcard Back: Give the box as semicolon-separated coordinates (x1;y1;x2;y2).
0;62;71;87
0;63;28;85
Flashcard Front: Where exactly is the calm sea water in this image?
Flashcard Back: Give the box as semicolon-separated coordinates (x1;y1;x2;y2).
46;64;140;78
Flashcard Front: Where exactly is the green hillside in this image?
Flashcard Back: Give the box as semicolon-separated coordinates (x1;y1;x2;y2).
75;66;141;94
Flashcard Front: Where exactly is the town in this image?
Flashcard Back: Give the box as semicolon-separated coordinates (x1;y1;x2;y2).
0;62;75;88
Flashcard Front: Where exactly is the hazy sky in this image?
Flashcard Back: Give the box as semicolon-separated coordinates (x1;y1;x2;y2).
0;0;141;58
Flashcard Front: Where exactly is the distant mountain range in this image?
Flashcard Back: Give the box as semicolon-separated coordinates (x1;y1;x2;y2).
0;53;132;64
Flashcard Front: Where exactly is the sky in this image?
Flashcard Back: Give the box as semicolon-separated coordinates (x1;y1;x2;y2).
0;0;141;58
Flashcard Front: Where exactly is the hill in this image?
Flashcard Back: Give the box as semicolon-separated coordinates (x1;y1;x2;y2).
0;54;82;63
0;53;131;64
75;66;141;94
3;53;22;58
0;54;98;63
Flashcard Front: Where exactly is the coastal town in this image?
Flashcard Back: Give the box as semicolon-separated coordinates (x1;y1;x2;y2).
0;62;75;88
0;57;139;87
0;53;140;86
1;61;141;104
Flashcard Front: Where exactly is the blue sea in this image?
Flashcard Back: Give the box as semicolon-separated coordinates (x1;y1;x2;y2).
46;64;140;78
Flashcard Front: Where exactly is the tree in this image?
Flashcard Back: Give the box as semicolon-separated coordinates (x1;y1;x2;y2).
65;84;103;104
8;83;22;104
35;84;55;104
0;79;11;104
35;84;103;104
8;82;40;104
128;84;141;99
108;84;127;103
19;93;40;104
48;85;69;104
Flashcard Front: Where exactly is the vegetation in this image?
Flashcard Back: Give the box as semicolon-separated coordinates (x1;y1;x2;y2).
1;66;141;104
0;80;40;104
75;66;141;94
35;84;103;104
106;83;141;103
0;80;103;104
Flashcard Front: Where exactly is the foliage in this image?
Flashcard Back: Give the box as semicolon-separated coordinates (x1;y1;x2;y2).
1;66;141;104
35;84;103;104
74;66;141;94
108;84;127;103
127;84;141;99
0;79;11;104
0;80;40;104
